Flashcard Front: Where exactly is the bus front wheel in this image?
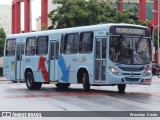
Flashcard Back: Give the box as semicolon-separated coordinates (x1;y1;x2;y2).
82;73;90;92
25;71;42;90
117;84;126;93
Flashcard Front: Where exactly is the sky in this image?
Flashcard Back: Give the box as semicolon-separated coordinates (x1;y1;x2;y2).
0;0;41;30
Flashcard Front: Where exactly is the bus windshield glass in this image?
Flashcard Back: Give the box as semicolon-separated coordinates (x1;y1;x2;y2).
109;36;151;65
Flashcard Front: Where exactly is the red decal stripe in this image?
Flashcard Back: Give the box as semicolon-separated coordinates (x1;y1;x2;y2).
38;56;49;82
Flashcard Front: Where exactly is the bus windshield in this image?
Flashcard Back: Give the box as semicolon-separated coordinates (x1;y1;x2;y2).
109;36;151;65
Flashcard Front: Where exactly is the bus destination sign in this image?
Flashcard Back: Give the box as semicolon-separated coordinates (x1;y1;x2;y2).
110;26;150;36
116;28;145;35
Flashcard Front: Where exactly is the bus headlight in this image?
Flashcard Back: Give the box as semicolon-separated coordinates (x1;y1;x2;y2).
109;67;119;75
144;66;151;76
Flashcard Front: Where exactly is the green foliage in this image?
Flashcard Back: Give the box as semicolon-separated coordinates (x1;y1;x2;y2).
49;0;149;29
41;23;47;31
0;28;6;57
125;4;139;16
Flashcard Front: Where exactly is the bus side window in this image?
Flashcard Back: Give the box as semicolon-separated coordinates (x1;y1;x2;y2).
36;36;48;55
6;39;16;56
63;33;79;54
25;37;36;56
79;32;93;53
66;44;71;54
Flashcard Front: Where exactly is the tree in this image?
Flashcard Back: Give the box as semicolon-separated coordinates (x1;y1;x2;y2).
41;23;47;31
49;0;149;29
0;28;6;57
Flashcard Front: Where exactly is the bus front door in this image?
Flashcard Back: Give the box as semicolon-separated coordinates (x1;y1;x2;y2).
49;41;59;81
95;37;107;83
16;43;25;80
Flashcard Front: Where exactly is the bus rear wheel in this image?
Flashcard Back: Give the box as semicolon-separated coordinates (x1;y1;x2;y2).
82;73;90;92
117;84;126;93
25;71;42;90
55;83;70;89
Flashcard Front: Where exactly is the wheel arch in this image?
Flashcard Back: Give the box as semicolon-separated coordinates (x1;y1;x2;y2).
77;67;89;83
24;67;33;80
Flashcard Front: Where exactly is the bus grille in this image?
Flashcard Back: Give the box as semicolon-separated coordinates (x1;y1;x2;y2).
119;67;143;72
122;73;141;76
125;78;140;82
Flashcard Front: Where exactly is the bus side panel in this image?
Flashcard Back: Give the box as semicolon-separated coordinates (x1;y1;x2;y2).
3;56;16;80
76;54;94;84
34;72;45;82
24;56;47;82
58;54;94;84
58;54;73;83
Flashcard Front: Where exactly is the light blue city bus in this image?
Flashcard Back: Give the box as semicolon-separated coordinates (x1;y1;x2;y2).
3;23;152;93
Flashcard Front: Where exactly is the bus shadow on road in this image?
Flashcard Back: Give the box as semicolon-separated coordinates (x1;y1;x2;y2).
14;86;153;99
4;82;154;99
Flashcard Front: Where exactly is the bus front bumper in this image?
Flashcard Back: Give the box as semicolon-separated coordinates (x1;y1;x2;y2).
106;72;152;85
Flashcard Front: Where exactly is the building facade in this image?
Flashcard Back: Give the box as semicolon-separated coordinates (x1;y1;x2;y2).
0;5;11;34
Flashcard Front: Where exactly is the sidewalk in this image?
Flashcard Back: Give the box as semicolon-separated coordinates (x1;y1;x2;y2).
0;76;9;81
152;76;160;84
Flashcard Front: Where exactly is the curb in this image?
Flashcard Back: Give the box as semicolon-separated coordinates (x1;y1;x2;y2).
0;77;10;81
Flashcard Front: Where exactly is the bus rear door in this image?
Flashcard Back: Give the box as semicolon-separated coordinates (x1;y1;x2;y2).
95;37;107;83
16;38;25;80
48;40;59;81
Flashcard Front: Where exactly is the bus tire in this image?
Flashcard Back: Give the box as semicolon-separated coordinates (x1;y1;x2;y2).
55;83;70;90
25;71;42;90
34;82;42;90
118;84;126;93
82;73;90;92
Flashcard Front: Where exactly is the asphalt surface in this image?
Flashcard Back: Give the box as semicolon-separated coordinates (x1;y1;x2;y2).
0;76;160;120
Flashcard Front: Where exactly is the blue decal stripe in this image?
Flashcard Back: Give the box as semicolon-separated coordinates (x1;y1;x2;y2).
58;55;70;82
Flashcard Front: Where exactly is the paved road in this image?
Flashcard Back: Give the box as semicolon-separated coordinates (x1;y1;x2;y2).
0;76;160;120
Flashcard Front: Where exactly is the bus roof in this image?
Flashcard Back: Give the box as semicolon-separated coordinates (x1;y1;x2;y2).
6;23;148;39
